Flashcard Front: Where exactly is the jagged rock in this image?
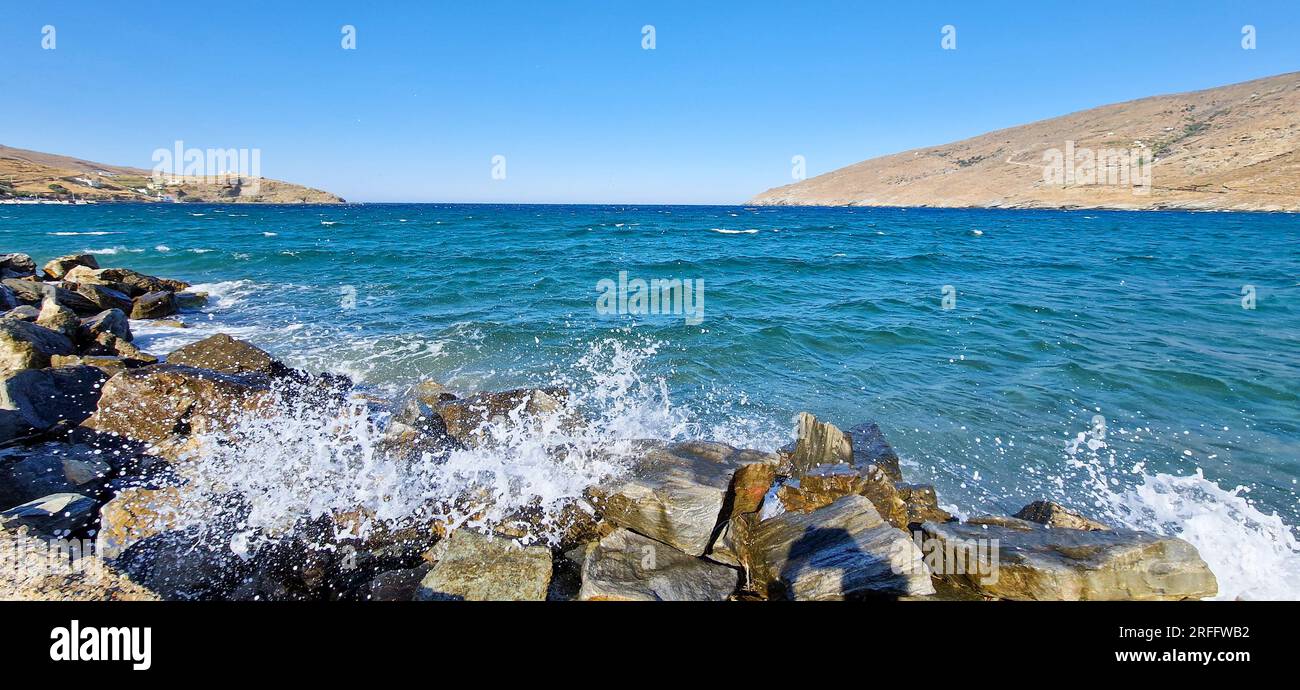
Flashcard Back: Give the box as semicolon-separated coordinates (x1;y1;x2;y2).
0;253;36;279
366;564;433;601
919;519;1217;600
729;461;778;517
1;278;100;314
0;443;110;509
164;333;283;376
130;290;178;319
78;308;132;343
577;528;739;601
789;412;853;476
379;399;457;459
96;486;182;559
174;291;208;309
415;529;553;601
590;440;780;556
41;254;99;280
897;483;954;526
0;493;97;536
67;267;188;297
0;319;76;373
774;462;909;529
74;283;133;314
81;364;273;450
36;296;79;338
1013;500;1108;531
434;387;569;447
0;409;33;444
0;365;108;430
83;332;156;366
847;422;903;482
741;494;935;600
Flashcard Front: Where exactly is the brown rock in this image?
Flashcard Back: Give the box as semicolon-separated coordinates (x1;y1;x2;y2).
1013;500;1109;531
789;412;852;476
434;387;569;447
96;486;183;558
414;529;553;601
41;254;99;280
164;333;284;376
74;283;133;314
897;483;954;526
0;254;36;279
0;319;76;373
129;290;178;319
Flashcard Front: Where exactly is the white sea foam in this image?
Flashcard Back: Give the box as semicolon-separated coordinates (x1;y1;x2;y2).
80;246;143;255
710;228;759;235
48;231;121;236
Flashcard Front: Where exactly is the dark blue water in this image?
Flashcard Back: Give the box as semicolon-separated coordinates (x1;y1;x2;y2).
3;203;1297;596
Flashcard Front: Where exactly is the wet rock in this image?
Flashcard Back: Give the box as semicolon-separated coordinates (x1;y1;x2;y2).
0;365;108;430
919;519;1217;600
0;254;36;279
847;422;904;482
728;461;778;517
774;462;909;529
79;308;132;343
130;290;178;319
74;283;134;314
367;564;433;601
0;284;15;311
590;440;779;556
577;528;739;601
378;398;457;459
434;387;569;447
2;279;100;315
897;483;954;527
4;305;38;321
164;333;283;376
96;486;182;559
0;409;34;444
0;493;97;536
1013;500;1108;531
81;364;273;450
789;412;853;476
0;443;110;508
36;296;80;339
83;332;156;366
42;254;99;280
742;494;935;600
174;291;208;309
415;529;553;601
71;267;188;297
0;319;76;373
116;529;248;600
0;525;159;601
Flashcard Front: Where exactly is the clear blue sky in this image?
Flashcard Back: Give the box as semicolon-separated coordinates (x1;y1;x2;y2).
2;1;1297;203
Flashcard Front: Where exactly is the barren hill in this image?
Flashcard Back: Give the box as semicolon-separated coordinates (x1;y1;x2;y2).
0;144;344;204
750;72;1300;212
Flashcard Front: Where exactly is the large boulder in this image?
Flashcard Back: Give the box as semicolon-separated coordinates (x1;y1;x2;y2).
0;443;110;509
1013;500;1108;531
589;440;780;557
130;290;178;319
0;254;36;279
0;284;19;311
35;296;79;338
79;309;132;343
0;319;76;373
774;462;909;529
577;528;739;601
919;518;1217;600
80;364;273;450
414;529;553;601
74;283;133;314
366;564;434;601
740;494;935;600
433;387;569;448
0;365;108;430
0;526;159;601
897;483;954;527
1;279;100;315
847;422;904;482
66;267;189;297
164;333;284;376
41;254;99;280
0;493;98;537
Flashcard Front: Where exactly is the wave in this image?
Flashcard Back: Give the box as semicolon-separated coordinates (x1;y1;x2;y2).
48;231;122;236
710;228;759;235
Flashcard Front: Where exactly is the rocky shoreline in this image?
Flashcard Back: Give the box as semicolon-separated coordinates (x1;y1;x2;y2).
0;252;1220;601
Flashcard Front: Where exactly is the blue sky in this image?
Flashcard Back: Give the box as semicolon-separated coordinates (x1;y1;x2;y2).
2;1;1297;203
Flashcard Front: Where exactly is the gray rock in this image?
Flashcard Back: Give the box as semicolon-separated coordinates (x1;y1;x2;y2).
79;309;132;343
0;493;98;536
847;421;903;482
0;253;36;279
0;409;34;444
590;440;779;557
789;412;853;477
0;284;16;311
920;519;1217;600
897;483;954;526
0;443;110;508
174;291;208;309
74;283;134;314
41;254;99;280
1;279;100;314
742;494;935;600
3;305;39;321
578;528;739;601
36;296;80;338
130;290;178;319
96;486;181;559
415;529;552;601
0;319;76;373
0;365;108;429
367;564;433;601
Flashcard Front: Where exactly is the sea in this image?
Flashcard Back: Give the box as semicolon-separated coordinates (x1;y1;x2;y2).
2;203;1297;599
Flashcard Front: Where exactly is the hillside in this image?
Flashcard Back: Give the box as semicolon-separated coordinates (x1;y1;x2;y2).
750;72;1300;212
0;144;344;203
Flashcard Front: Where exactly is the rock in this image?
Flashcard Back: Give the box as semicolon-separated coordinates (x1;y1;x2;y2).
164;333;284;376
919;519;1217;600
847;422;904;482
81;364;273;450
0;319;76;373
1;278;100;314
4;305;38;321
897;483;954;527
415;529;553;601
729;461;778;517
378;398;457;459
115;529;247;600
151;319;188;329
96;486;182;559
741;494;935;600
1013;500;1109;531
83;333;156;366
41;254;99;280
67;267;188;297
367;564;433;601
0;409;34;444
590;440;780;557
0;284;15;311
0;493;98;536
0;443;110;509
773;462;909;529
174;291;208;309
434;387;569;447
79;308;132;343
0;525;159;601
789;412;852;476
0;253;36;279
0;365;108;430
577;528;739;601
130;290;178;319
50;355;130;377
36;296;79;338
74;283;134;314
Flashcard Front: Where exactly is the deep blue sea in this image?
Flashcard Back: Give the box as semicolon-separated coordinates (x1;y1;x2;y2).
3;203;1297;597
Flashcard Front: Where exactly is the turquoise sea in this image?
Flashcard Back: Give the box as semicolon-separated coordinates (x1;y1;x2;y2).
3;203;1298;598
